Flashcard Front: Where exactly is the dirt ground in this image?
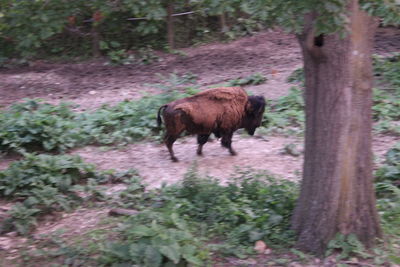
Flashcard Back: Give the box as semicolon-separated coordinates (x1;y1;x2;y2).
0;27;400;264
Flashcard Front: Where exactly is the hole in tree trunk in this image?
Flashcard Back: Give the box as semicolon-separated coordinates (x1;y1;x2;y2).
314;34;324;47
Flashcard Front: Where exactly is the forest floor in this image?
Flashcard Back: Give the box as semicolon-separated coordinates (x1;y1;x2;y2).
0;26;399;266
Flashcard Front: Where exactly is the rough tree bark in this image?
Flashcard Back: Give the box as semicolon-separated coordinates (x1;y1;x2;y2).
292;0;382;255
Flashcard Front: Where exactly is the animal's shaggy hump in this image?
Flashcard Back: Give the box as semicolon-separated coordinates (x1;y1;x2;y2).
173;87;248;131
193;87;247;102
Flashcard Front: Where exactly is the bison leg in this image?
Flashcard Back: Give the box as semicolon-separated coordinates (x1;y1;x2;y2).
165;134;179;162
221;132;236;156
197;134;210;155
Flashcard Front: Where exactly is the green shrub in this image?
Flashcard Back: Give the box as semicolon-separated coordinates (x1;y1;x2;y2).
100;212;207;267
373;53;400;91
0;100;85;153
375;143;400;239
0;154;115;235
372;89;400;135
82;90;193;145
261;87;305;135
375;143;400;187
107;166;298;260
326;233;370;260
0;153;96;198
156;166;297;249
286;67;304;84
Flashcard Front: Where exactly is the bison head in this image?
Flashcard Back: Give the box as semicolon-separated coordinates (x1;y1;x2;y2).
243;95;266;135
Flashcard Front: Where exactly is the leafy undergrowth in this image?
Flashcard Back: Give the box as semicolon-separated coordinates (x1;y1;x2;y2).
373;53;400;90
0;100;85;153
3;167;299;266
372;88;400;135
96;166;298;266
1;152;400;266
227;73;267;86
375;143;400;237
80;90;192;145
261;87;305;135
0;90;193;154
0;153;138;235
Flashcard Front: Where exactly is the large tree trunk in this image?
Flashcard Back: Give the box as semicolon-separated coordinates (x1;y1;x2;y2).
292;0;382;255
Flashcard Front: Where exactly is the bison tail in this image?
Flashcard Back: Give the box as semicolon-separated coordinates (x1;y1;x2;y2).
157;105;167;127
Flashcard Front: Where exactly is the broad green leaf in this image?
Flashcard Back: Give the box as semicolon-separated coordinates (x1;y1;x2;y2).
160;244;181;264
144;246;162;267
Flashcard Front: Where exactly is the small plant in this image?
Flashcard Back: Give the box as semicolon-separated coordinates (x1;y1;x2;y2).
373;144;400;265
100;212;207;266
160;166;298;252
286;67;304;84
0;153;96;198
372;88;400;135
375;143;400;189
225;18;264;39
372;89;400;121
81;88;193;145
100;41;135;66
147;72;199;93
107;49;135;65
1;203;40;235
136;46;160;65
282;143;302;157
326;233;370;260
373;53;400;90
375;143;400;238
228;73;267;86
261;87;305;135
0;99;85;153
0;154;134;235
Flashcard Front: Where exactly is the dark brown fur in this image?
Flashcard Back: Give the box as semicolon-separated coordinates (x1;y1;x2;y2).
157;87;265;162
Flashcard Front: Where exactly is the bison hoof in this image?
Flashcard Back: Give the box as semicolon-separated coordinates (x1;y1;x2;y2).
171;156;179;162
230;150;237;156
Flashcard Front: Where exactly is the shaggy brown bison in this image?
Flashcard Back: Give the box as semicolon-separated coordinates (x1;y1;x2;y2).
157;87;266;162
